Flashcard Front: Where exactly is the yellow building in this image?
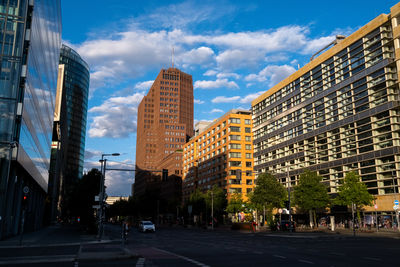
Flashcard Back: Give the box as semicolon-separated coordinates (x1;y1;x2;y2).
182;109;254;202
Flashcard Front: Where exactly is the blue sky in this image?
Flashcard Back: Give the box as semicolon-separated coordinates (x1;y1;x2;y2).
61;0;399;196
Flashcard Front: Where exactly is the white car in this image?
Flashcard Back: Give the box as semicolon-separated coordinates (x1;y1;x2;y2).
139;221;156;232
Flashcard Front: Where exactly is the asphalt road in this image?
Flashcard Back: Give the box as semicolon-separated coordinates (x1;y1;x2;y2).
121;225;400;266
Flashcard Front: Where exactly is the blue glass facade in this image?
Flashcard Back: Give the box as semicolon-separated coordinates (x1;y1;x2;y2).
60;44;89;180
0;0;61;239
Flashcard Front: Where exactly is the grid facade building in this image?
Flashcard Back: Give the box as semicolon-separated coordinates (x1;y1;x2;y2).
135;68;193;196
182;109;254;202
252;3;400;212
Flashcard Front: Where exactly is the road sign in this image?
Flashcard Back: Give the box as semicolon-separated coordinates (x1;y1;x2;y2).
94;195;99;201
92;205;100;209
394;200;399;205
23;186;29;194
394;205;399;210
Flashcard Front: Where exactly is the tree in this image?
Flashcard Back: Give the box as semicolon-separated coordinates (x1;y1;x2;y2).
293;169;330;228
204;185;227;221
250;173;287;226
188;189;206;216
334;171;374;223
226;193;244;214
69;168;102;232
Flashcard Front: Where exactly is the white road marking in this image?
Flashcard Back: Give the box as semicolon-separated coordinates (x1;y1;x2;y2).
298;259;314;264
136;257;145;267
153;247;210;267
273;254;287;259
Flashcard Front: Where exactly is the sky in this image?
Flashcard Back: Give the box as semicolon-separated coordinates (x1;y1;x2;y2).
61;0;399;196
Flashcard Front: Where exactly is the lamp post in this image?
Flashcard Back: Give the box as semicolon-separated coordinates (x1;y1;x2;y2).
98;153;120;240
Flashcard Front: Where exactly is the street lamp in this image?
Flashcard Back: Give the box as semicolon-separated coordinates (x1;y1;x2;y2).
98;153;120;240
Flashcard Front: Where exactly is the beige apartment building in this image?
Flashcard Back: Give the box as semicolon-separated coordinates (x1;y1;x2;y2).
182;109;254;202
252;2;400;214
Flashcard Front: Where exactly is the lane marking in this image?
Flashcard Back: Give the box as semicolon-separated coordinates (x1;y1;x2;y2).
363;257;381;261
0;255;76;265
153;247;210;267
273;254;286;259
136;257;145;267
298;259;314;264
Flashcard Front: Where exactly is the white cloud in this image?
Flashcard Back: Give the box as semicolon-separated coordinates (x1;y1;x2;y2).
204;69;217;76
194;99;205;104
216;49;264;70
211;96;240;103
194;78;239;89
240;91;264;103
216;72;240;79
210;91;264;105
134;80;154;90
245;64;296;86
210;108;224;113
302;35;336;55
88;92;144;138
179;46;215;67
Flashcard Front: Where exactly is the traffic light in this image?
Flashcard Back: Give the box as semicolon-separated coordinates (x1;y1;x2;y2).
236;169;242;182
22;194;28;207
162;169;168;181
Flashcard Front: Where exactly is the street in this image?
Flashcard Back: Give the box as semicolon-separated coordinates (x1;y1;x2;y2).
117;225;400;266
1;224;399;266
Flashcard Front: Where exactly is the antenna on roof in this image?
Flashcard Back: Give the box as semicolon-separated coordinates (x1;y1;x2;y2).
171;46;174;68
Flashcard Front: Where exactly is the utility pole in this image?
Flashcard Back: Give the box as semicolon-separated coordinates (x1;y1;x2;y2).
287;167;292;232
211;191;214;230
352;202;356;237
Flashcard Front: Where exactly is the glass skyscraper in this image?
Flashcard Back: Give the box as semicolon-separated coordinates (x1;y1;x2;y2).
0;0;61;239
48;45;89;222
59;44;89;180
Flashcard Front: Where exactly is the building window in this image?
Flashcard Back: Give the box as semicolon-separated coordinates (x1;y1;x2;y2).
229;143;241;149
245;136;251;142
246;153;252;159
245;144;251;150
229;118;241;124
245;119;251;125
230;126;240;132
229;152;241;158
229;135;241;141
245;127;251;133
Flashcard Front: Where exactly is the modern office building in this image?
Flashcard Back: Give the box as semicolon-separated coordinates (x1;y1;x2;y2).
182;109;254;202
135;67;193;197
58;44;90;180
48;45;90;222
252;2;400;214
0;0;62;239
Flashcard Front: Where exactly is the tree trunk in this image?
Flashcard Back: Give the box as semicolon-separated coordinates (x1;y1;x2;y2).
313;210;317;228
309;210;313;228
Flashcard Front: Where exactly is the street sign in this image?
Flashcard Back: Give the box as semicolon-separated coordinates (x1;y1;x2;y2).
394;200;399;205
394;205;399;210
94;195;99;201
23;186;29;194
92;205;100;209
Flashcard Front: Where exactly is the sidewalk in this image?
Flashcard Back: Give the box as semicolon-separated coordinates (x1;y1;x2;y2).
0;224;137;265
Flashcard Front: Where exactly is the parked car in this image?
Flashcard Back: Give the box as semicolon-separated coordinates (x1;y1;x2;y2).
279;220;296;231
139;221;156;232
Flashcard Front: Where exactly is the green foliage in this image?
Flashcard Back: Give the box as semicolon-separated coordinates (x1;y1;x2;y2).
204;185;227;216
334;171;374;209
293;169;330;212
188;189;206;215
226;193;245;214
250;172;287;210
